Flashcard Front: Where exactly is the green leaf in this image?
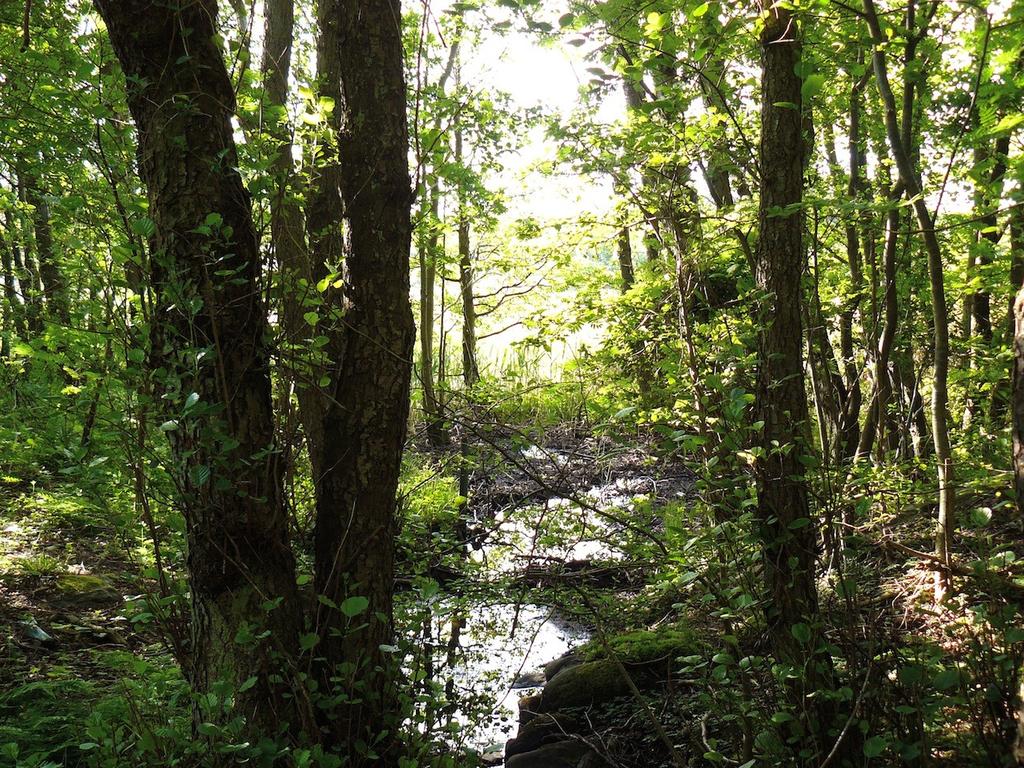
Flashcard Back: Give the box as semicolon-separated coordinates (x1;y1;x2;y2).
299;633;320;651
131;217;156;237
863;735;887;758
238;676;258;692
790;623;811;644
303;311;319;326
340;596;369;617
691;1;710;18
932;667;961;690
801;74;825;102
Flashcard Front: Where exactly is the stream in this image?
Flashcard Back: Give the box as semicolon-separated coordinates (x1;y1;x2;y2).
409;439;694;758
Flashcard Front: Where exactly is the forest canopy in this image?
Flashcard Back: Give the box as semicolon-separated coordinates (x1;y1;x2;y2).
0;0;1023;767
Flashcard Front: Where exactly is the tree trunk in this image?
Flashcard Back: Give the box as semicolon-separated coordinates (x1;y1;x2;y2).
93;0;308;745
621;69;661;262
0;226;26;338
864;0;954;601
617;225;635;292
1012;182;1024;513
418;180;448;444
455;124;479;388
19;166;69;325
311;1;415;759
755;5;833;751
261;0;328;481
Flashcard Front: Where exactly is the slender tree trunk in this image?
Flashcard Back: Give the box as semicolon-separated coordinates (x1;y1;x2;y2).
418;181;448;445
856;187;903;461
864;0;954;601
835;72;869;462
0;227;26;338
621;70;661;262
261;0;328;480
617;225;635;292
94;0;309;746
19;166;69;325
415;41;458;447
311;1;415;759
1011;180;1024;513
455;124;479;388
963;33;1008;427
755;5;833;752
5;210;41;334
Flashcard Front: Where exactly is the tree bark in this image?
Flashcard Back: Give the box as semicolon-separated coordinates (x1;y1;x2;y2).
93;0;308;745
754;4;833;750
1012;176;1024;513
617;225;635;292
311;1;415;759
455;123;479;388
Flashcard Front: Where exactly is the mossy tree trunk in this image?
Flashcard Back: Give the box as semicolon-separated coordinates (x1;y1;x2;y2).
94;0;309;746
310;0;415;760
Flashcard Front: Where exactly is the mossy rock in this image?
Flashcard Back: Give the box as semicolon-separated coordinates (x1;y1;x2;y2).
539;659;631;712
579;628;702;667
53;574;119;606
543;652;581;681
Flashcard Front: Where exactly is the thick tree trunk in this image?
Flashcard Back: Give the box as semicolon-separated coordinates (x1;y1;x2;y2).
754;5;833;751
311;1;415;759
94;0;308;745
865;0;954;601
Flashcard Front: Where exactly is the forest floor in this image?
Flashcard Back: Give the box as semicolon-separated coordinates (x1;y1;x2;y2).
1;430;1022;766
0;471;182;766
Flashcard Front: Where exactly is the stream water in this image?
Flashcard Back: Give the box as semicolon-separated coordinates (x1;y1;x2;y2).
414;445;692;755
410;490;602;755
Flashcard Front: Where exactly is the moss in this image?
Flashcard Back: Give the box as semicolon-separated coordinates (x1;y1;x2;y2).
579;628;702;666
53;573;120;605
539;659;630;711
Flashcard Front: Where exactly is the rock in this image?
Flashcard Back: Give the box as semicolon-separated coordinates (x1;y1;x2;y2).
505;740;594;768
513;669;546;689
506;714;575;758
543;652;581;681
579;629;700;669
539;660;630;712
518;693;542;725
577;751;607;768
480;749;504;766
53;573;120;606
